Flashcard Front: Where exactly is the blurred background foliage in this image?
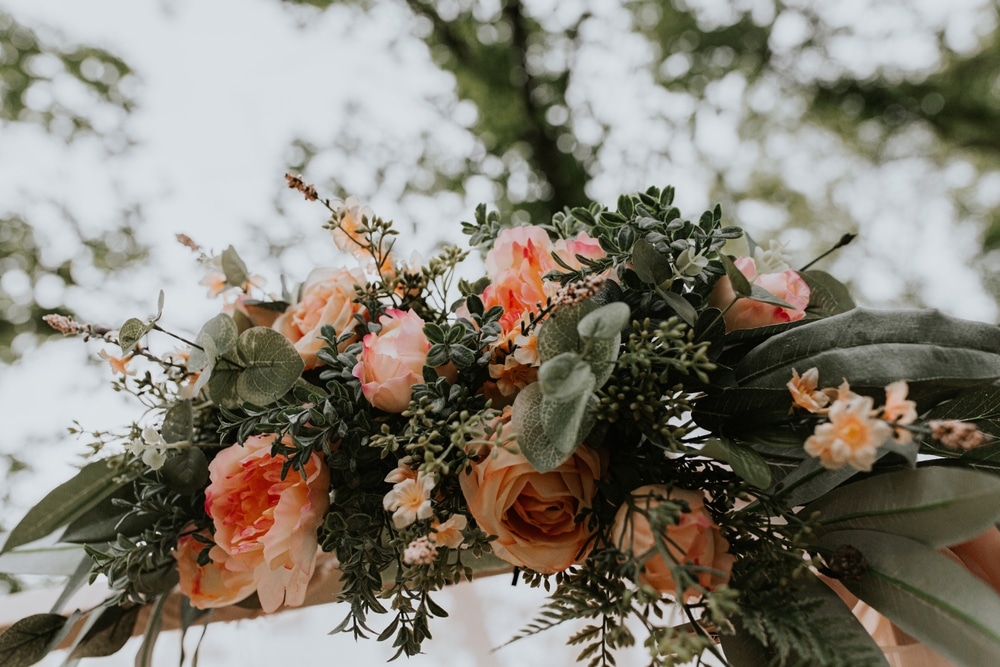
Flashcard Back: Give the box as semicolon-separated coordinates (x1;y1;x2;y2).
0;9;145;364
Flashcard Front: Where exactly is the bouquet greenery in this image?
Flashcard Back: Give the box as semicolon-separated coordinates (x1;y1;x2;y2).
3;177;1000;667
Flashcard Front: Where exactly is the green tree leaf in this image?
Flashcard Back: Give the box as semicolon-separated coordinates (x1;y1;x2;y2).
718;253;752;298
802;270;855;318
221;244;250;287
187;313;238;372
117;317;150;353
69;605;140;659
59;485;154;544
0;613;77;667
160;446;209;495
2;460;128;554
160;400;193;444
804;467;1000;547
820;529;1000;667
692;387;795;434
234;326;305;406
747;283;795;309
700;437;772;488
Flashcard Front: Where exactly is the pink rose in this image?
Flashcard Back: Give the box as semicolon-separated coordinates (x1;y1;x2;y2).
173;530;256;609
198;434;330;612
460;410;602;573
708;257;809;331
272;267;367;369
353;308;429;413
612;485;734;600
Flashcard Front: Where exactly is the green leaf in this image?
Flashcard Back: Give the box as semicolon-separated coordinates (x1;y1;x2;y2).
736;309;1000;408
160;447;209;495
0;613;77;667
538;300;599;362
700;437;772;488
577;302;630;341
631;238;673;285
511;384;568;472
207;362;241;409
135;595;168;667
2;460;129;554
820;529;1000;667
747;283;795;309
60;485;154;544
49;555;93;615
804;467;1000;547
691;387;795;433
925;385;1000;438
69;605;140;659
187;313;238;372
160;400;193;444
658;289;698;327
719;253;752;298
538;353;596;457
220;244;249;287
117;318;151;353
772;452;889;508
802;270;855;318
234;326;305;406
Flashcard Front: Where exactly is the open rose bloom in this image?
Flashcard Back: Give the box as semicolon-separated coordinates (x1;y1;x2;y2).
613;485;734;600
708;256;809;331
177;434;331;612
353;308;430;413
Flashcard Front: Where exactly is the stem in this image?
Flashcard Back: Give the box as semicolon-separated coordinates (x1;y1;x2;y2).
151;324;203;351
799;233;857;271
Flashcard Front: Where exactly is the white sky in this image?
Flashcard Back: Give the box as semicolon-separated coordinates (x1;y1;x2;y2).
0;0;997;664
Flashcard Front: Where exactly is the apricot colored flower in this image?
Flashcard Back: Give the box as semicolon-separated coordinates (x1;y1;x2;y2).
353;308;430;413
272;267;367;369
384;456;419;484
429;514;468;549
459;410;602;573
708;257;809;331
99;349;136;376
804;395;892;471
787;367;829;413
174;530;257;609
488;353;539;397
883;380;918;444
612;485;734;600
201;434;330;613
383;473;436;529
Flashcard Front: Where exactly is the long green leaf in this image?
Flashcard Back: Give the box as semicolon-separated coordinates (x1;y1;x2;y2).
70;605;140;659
804;467;1000;547
2;460;128;554
736;309;1000;407
691;387;794;433
820;529;1000;667
700;437;772;488
0;613;78;667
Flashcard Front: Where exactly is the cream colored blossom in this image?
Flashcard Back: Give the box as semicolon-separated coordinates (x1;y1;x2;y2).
804;395;892;471
429;514;468;549
385;456;419;484
787;368;829;413
383;473;436;529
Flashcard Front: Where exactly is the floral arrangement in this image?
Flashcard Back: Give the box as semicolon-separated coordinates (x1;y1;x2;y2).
3;178;1000;667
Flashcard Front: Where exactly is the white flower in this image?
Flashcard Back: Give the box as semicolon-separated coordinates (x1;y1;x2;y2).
383;473;436;529
675;247;710;278
753;240;791;274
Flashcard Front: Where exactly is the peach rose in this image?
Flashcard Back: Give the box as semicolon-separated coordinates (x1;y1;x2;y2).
272;267;367;369
613;485;734;600
174;530;257;609
201;434;330;613
460;413;602;573
708;257;809;331
352;308;429;413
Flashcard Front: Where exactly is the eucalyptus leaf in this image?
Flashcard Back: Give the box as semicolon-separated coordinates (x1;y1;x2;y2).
234;326;305;406
820;529;1000;667
69;605;140;659
736;309;1000;408
117;318;151;353
207;363;241;409
631;238;673;285
160;400;193;444
577;302;630;341
700;437;772;488
803;467;1000;547
187;313;238;372
539;372;596;457
2;460;129;554
538;300;599;362
160;446;209;495
0;613;77;667
511;383;568;472
221;244;250;287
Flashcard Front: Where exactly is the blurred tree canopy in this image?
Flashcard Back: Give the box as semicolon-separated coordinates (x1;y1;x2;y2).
0;10;146;362
280;0;1000;311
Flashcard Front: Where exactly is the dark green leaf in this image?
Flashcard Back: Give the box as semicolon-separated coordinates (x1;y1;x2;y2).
235;327;305;406
802;270;855;318
0;613;76;667
160;447;209;495
220;245;249;287
658;289;697;326
160;400;193;444
2;460;129;553
631;238;673;285
804;467;1000;547
700;437;772;488
719;253;752;298
69;605;140;659
821;529;1000;667
60;485;153;544
117;318;151;353
925;385;1000;438
772;452;888;508
692;387;794;433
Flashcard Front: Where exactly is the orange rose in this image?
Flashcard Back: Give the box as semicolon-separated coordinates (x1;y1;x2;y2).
613;485;734;600
201;434;330;612
459;413;602;573
272;267;367;369
708;257;809;331
174;530;256;609
352;308;430;413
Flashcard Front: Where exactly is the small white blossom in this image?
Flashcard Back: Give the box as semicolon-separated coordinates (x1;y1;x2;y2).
753;240;791;274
